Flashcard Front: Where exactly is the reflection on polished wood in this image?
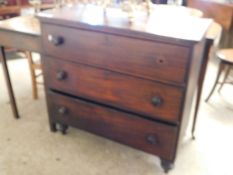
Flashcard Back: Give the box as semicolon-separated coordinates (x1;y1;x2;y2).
37;4;211;42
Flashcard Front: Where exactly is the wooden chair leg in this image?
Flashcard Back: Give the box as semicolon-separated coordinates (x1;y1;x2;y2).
218;65;231;93
26;51;38;100
205;61;225;102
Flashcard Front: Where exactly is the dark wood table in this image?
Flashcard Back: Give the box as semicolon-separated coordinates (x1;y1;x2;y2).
0;15;41;118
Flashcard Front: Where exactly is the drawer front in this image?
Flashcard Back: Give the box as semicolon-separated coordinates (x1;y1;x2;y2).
47;92;178;161
44;57;184;123
42;24;190;84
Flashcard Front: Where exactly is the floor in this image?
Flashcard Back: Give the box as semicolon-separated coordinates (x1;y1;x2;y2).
0;55;232;175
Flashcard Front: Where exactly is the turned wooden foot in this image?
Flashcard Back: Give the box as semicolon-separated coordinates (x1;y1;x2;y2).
56;123;68;134
160;159;174;173
192;133;196;140
49;122;57;132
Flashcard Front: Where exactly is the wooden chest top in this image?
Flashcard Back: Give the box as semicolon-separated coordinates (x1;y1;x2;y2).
37;4;212;44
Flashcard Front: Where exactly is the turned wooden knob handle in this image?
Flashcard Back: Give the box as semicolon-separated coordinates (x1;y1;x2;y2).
146;134;158;145
151;96;162;106
48;34;64;46
56;71;67;80
58;107;68;115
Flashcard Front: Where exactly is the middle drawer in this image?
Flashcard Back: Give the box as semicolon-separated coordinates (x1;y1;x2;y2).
43;57;184;123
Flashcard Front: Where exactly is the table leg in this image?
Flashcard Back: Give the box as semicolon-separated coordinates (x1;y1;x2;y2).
191;39;213;139
0;46;20;119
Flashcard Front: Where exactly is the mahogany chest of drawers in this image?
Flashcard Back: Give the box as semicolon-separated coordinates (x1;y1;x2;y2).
38;5;211;173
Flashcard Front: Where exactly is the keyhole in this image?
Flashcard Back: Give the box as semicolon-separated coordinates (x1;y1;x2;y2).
158;59;164;63
156;57;166;64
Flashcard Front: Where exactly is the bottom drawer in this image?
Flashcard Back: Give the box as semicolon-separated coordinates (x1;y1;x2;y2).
47;91;178;161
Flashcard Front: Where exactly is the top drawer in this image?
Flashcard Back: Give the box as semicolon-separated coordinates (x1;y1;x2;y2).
42;24;191;84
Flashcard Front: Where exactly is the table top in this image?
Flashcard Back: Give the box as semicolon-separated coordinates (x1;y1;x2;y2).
0;15;40;36
217;49;233;63
37;4;212;43
0;15;41;52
